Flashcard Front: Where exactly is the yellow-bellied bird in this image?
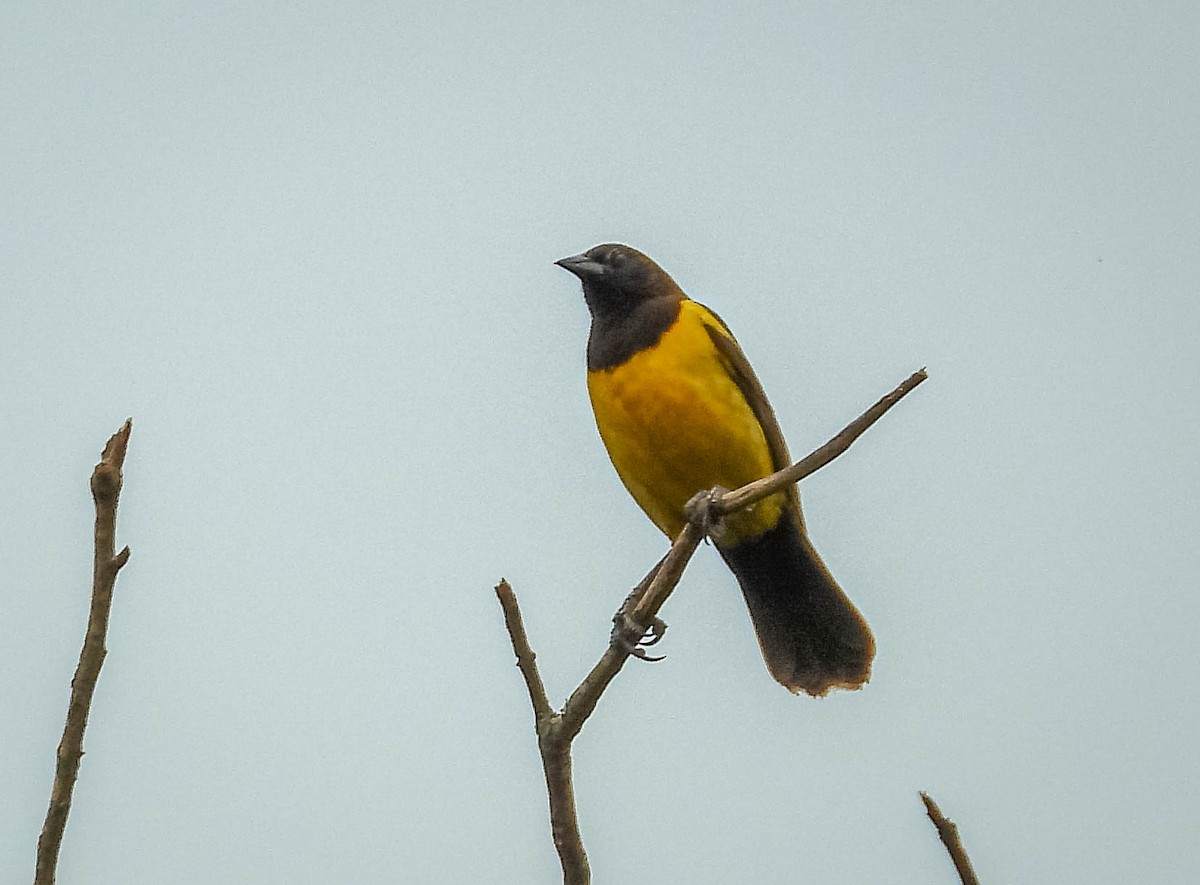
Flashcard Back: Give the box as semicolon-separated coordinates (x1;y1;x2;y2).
557;244;874;696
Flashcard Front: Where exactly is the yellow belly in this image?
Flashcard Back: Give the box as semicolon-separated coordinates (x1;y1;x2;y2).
587;302;784;544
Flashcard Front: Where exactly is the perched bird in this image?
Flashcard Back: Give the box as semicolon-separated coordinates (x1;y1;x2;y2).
556;244;874;696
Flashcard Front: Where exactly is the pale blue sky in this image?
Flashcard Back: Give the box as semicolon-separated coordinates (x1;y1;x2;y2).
3;3;1199;883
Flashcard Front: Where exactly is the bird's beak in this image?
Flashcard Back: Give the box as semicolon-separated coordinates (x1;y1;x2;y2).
555;252;606;281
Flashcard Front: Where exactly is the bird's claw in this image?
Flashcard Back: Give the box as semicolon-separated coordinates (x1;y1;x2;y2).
685;487;727;533
610;611;668;662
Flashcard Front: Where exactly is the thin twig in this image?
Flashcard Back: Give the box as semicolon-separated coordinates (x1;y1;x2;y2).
717;368;927;516
496;580;553;723
35;420;133;885
497;370;927;883
921;792;981;885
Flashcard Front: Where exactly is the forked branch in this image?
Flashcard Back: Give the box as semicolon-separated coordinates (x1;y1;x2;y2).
497;369;926;884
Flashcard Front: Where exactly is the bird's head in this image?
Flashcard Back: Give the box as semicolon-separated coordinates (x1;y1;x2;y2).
556;244;683;320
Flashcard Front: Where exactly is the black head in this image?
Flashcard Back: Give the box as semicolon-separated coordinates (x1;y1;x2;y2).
555;243;684;321
556;243;686;369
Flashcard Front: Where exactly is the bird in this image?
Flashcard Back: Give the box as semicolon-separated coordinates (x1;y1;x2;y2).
556;243;874;696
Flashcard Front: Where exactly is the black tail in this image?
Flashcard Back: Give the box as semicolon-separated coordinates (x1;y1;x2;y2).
718;515;874;696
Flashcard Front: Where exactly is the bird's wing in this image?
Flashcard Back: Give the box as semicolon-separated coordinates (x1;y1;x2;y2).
694;302;805;529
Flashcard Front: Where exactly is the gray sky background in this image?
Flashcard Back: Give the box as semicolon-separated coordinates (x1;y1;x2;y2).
3;3;1198;883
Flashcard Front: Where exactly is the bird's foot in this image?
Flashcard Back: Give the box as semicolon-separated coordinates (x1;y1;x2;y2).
611;608;668;662
685;486;727;536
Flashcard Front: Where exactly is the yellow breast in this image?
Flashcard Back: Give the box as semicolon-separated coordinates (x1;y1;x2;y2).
587;300;784;543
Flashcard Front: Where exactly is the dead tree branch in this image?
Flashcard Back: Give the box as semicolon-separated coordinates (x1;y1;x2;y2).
495;581;588;883
497;370;926;884
35;420;133;885
921;791;981;885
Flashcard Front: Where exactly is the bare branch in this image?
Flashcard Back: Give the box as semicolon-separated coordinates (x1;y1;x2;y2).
717;368;927;516
498;370;927;883
921;792;981;885
559;520;704;741
538;735;588;885
496;580;553;722
495;581;590;885
36;420;133;885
